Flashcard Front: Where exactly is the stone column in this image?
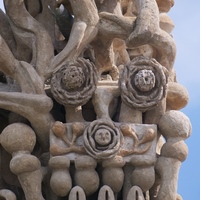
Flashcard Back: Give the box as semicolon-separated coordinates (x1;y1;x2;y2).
155;110;191;200
0;123;44;200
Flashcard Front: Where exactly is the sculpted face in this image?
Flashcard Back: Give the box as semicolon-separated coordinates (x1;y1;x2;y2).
94;129;112;146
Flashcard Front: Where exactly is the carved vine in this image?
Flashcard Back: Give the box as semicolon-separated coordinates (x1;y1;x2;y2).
50;121;86;156
120;124;156;156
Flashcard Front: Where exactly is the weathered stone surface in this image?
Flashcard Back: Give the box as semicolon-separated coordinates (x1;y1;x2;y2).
0;0;191;199
102;156;125;192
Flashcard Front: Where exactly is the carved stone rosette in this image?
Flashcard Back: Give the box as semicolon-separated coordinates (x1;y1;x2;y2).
119;56;168;111
83;119;123;159
51;58;98;107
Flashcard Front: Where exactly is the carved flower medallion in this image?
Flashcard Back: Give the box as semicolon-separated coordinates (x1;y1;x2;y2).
83;119;123;159
51;58;98;107
119;56;168;111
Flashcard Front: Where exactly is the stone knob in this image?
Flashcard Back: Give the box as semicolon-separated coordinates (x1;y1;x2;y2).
0;123;36;154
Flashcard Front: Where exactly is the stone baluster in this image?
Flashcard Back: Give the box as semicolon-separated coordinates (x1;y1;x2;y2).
130;153;155;194
130;163;155;194
155;110;191;200
74;155;99;196
49;156;72;197
102;156;125;194
0;123;44;200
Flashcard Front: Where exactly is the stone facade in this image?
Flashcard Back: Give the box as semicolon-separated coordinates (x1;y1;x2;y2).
0;0;191;200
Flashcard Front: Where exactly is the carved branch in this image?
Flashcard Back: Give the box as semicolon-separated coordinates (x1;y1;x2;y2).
4;0;54;81
0;34;18;76
0;9;17;55
94;0;175;77
149;30;176;72
125;0;176;72
49;0;99;72
98;12;134;39
0;92;54;150
0;35;45;93
50;144;86;156
0;34;53;150
126;0;160;46
120;125;155;156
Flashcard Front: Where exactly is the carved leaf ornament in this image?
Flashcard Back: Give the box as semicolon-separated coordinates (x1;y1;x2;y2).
119;56;168;112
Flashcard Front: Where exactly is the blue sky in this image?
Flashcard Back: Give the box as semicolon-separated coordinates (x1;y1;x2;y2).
169;2;200;199
0;1;199;200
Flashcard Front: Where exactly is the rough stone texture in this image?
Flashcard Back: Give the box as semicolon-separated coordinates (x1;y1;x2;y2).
0;0;191;200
